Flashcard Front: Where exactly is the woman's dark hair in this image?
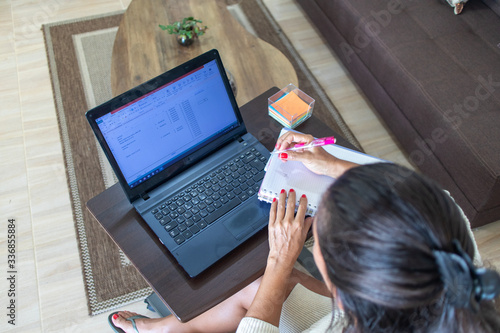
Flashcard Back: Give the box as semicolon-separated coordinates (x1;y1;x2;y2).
316;163;500;333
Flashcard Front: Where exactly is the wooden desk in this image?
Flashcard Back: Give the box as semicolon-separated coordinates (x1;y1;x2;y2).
111;0;298;105
86;87;355;322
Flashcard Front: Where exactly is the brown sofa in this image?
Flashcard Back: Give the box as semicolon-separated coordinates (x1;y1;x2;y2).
297;0;500;227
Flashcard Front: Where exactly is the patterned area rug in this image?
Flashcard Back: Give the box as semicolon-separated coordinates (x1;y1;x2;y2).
43;0;360;315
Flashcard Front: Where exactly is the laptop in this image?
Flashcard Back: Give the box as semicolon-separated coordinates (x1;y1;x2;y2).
86;49;270;277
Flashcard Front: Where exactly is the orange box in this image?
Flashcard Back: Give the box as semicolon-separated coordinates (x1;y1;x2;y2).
268;84;314;128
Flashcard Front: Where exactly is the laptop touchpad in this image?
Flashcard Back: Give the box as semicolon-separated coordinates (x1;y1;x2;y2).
223;203;266;240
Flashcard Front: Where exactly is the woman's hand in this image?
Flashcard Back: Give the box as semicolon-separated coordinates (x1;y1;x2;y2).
275;131;359;179
244;189;312;326
267;189;312;274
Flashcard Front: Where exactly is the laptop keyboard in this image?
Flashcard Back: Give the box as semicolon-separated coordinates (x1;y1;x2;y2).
151;147;268;245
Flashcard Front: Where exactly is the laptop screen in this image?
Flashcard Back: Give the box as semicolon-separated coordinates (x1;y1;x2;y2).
94;59;239;188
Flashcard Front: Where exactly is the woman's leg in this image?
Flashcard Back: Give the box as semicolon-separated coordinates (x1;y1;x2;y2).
112;277;262;333
112;269;330;333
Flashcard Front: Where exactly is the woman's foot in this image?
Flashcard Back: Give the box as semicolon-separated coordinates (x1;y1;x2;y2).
110;311;164;333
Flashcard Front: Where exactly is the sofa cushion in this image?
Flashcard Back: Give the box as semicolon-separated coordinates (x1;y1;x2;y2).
482;0;500;16
301;0;500;226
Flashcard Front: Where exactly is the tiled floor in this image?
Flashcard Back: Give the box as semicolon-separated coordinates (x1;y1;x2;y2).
1;0;498;332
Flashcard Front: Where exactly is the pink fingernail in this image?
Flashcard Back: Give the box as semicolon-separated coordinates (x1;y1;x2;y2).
279;153;288;159
290;189;295;193
273;198;277;203
113;313;119;320
301;194;306;198
281;189;285;194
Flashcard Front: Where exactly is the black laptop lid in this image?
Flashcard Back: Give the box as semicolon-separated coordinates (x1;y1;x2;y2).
86;49;247;202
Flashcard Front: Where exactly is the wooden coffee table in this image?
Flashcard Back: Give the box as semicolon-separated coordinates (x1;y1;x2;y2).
87;87;357;322
111;0;298;105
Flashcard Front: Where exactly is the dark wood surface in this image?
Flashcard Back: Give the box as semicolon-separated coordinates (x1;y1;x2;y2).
86;87;356;322
111;0;297;106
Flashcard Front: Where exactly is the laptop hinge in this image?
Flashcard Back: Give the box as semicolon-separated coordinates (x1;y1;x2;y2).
237;136;244;143
141;192;150;201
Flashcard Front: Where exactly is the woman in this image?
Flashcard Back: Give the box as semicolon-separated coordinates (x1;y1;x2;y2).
110;132;500;333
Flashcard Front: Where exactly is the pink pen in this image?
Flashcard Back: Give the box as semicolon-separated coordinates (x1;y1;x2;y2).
273;136;336;153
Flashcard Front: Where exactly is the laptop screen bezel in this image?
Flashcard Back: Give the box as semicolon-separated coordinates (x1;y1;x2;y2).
85;49;247;202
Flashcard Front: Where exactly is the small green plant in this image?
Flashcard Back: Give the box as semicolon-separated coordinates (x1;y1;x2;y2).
159;17;208;39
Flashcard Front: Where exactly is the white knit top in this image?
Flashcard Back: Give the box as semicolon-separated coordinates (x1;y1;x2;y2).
236;283;346;333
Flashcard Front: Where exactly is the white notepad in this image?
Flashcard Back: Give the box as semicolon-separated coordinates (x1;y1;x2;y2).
258;129;386;215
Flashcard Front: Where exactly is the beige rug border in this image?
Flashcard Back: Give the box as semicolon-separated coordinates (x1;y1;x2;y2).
43;13;153;316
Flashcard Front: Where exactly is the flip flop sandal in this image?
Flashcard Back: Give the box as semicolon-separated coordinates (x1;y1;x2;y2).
108;312;149;333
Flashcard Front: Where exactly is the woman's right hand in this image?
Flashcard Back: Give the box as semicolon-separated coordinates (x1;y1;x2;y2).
275;132;359;179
